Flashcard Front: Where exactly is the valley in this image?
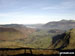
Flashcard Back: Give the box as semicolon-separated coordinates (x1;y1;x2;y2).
0;20;75;55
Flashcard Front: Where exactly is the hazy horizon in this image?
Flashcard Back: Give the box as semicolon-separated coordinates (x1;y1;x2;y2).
0;19;75;25
0;0;75;24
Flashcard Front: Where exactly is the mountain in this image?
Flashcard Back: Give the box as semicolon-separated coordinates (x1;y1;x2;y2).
50;28;75;50
0;27;25;40
0;24;35;40
64;29;75;49
43;20;75;30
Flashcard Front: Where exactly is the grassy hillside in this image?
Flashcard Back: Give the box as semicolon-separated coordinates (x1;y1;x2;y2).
0;25;75;55
0;28;63;48
0;24;35;40
0;25;74;50
22;29;64;48
0;27;25;40
50;28;75;50
64;29;75;49
0;24;36;37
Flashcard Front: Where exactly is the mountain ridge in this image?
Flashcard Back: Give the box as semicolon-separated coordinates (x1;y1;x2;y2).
50;28;75;50
42;20;75;30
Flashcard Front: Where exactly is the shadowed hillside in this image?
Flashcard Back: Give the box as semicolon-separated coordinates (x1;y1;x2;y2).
50;28;75;50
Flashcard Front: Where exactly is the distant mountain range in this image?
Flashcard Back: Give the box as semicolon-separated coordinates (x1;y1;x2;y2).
24;20;75;30
41;20;75;30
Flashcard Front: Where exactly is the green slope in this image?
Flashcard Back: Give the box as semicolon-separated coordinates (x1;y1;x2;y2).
50;29;75;50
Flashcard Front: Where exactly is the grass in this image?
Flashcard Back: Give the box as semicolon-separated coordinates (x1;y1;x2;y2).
22;30;56;48
0;29;61;49
0;48;59;56
64;29;75;49
0;28;75;55
0;29;56;49
0;31;25;40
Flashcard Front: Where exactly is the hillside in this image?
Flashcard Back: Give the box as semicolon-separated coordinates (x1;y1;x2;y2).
0;27;25;40
0;29;75;55
0;24;75;50
0;24;75;55
64;29;75;49
0;24;35;41
50;28;75;50
43;20;75;30
0;24;35;35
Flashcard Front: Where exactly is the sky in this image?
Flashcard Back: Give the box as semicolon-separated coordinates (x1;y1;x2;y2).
0;0;75;24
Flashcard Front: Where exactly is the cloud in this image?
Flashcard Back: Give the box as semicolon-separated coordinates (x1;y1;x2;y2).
0;0;75;24
42;0;75;10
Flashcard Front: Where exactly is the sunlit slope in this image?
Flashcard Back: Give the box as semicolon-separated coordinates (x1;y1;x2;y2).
0;24;35;37
0;27;25;40
0;24;35;41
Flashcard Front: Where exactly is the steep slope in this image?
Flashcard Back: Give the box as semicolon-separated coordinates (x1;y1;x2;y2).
43;20;75;30
64;29;75;49
50;29;75;50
